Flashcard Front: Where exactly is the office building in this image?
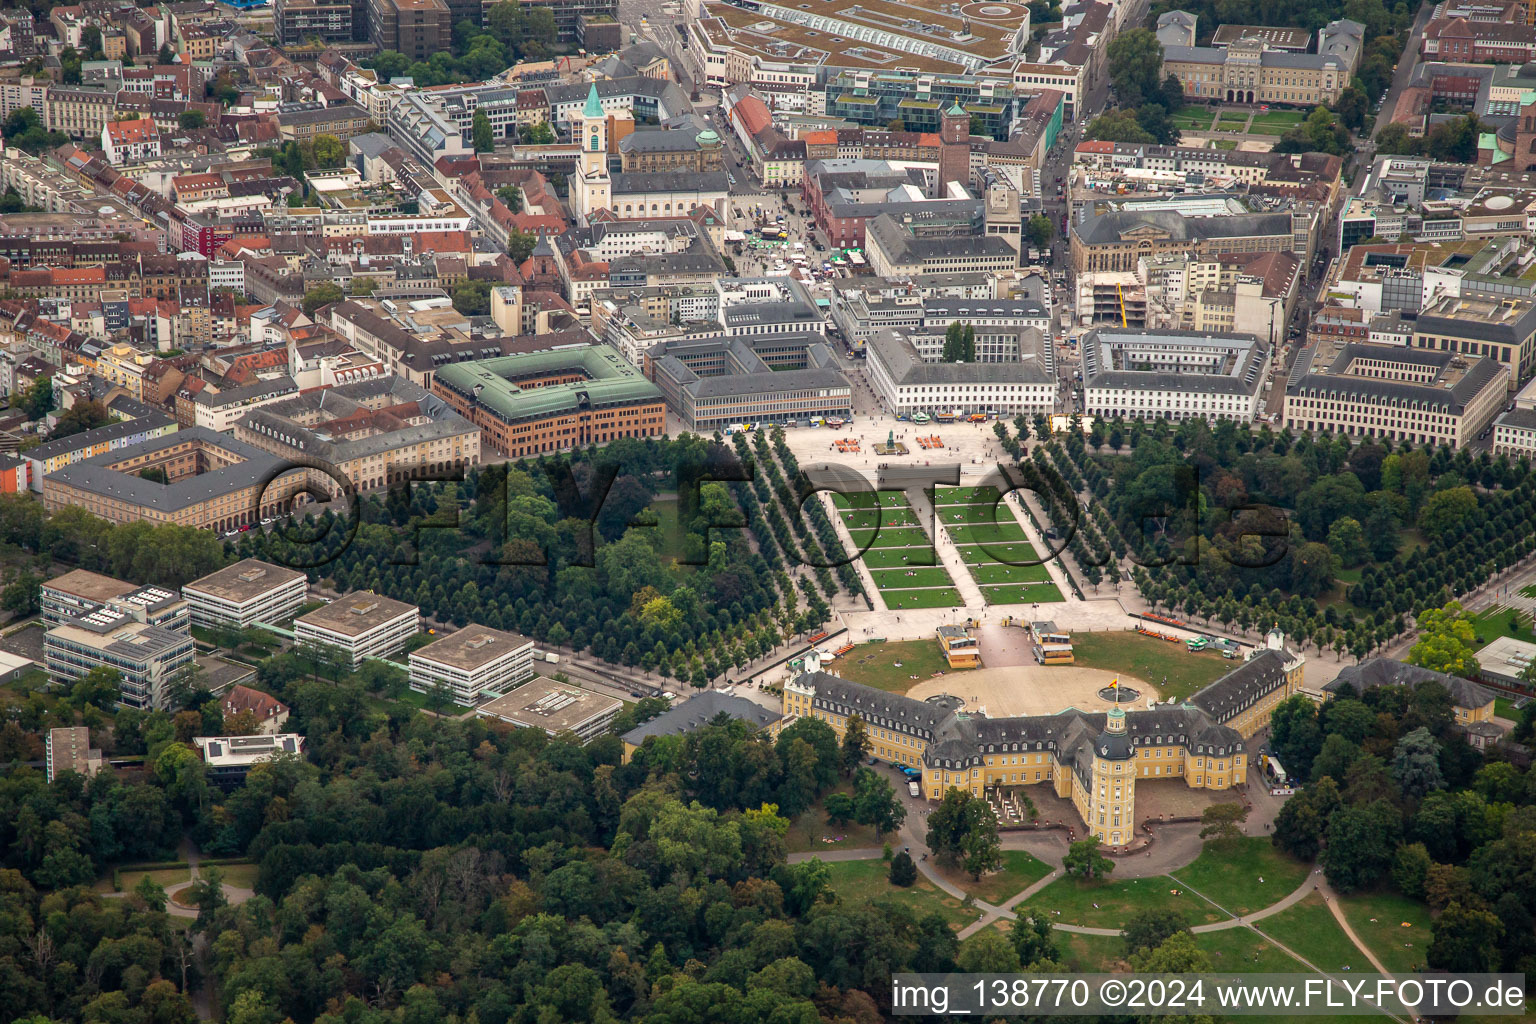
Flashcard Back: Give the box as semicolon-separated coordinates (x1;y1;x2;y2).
44;609;196;711
476;676;621;741
46;726;102;783
865;328;1056;418
293;592;419;666
194;733;306;787
408;625;537;706
1080;328;1270;423
181;559;309;629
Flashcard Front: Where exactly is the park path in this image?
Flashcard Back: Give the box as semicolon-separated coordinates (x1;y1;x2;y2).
1318;879;1393;975
820;490;898;613
904;485;985;608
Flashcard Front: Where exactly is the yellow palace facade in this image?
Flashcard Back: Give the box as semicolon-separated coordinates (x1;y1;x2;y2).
782;630;1305;846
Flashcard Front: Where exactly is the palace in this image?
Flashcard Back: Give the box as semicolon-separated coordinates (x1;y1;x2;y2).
783;630;1304;846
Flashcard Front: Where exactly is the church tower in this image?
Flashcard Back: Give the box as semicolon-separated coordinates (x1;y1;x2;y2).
572;83;611;221
937;100;971;196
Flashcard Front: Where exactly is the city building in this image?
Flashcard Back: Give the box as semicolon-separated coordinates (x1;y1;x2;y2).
1325;659;1496;725
644;332;852;430
1079;328;1271;423
476;676;622;741
1284;342;1508;446
220;684;291;734
782;634;1304;845
46;726;102;783
234;377;480;495
864;328;1056;418
1161;19;1364;105
274;0;358;47
621;690;784;762
181;559;309;629
44;608;196;711
1071;200;1303;274
865;213;1019;277
40;569;190;632
294;593;418;667
365;0;450;60
1413;293;1536;386
408;625;538;706
22;411;179;485
101;118;162;165
41;428;313;532
431;345;666;458
194;733;306;787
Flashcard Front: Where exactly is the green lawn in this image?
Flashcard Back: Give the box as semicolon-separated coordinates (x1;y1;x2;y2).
860;545;941;569
1247;123;1289;136
969;561;1052;584
981;583;1066;604
948;522;1029;545
1050;930;1129;972
1019;874;1232;930
1466;604;1526;645
94;867;191;893
1169;837;1311;916
1335;889;1432;975
1496;697;1524;720
831;490;910;510
1218;112;1250;126
870;567;954;589
1194;926;1310;973
823;858;981;931
824;638;962;692
933;485;1003;505
209;862;260;889
1251;110;1305;127
936;504;1012;526
848;526;934;549
1213;139;1239;150
842;508;919;530
787;787;888;852
947;849;1052;905
1256;893;1364;972
957;542;1042;564
1068;631;1236;702
881;587;966;610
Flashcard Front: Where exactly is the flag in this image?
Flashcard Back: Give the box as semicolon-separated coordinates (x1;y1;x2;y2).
1112;676;1118;689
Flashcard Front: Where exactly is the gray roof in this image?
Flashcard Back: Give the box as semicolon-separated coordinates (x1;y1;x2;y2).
867;328;1052;386
1326;658;1495;710
192;376;298;408
1073;208;1294;246
867;214;1017;265
621;691;783;745
1496;407;1536;431
45;427;292;511
26;410;176;461
1287;343;1505;414
610;170;730;195
1189;649;1291;724
237;377;478;463
1081;328;1269;396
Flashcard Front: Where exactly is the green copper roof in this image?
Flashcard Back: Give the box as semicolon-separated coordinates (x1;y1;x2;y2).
946;100;966;116
583;83;604;119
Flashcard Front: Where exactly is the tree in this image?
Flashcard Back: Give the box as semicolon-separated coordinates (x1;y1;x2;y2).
1274;105;1349;156
1423;115;1481;163
159;43;177;66
889;850;917;886
1419;486;1478;537
451;279;494;317
507;226;537;263
17;374;51;420
840;715;869;775
1327;516;1367;567
823;791;855;826
941;320;975;363
1272;776;1341;860
473;109;495;153
311;133;345;169
1270;694;1322;783
178;110;206;131
1026;214;1054;251
49;400;111;439
1198;802;1248;842
1123;909;1188;958
1129;930;1212;974
1062;836;1114;879
1087;108;1155;144
522;120;555;145
1106;29;1164;108
1390;842;1432;899
1408;601;1480;678
957;930;1022;972
1390;727;1445;799
852;767;905;837
497;184;524;213
1;568;40;616
926;788;1002;878
1321;799;1401;892
1010;914;1058;967
302;282;345;315
1427;901;1503;973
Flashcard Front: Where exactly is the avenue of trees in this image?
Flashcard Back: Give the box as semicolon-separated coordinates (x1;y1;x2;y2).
1027;416;1536;664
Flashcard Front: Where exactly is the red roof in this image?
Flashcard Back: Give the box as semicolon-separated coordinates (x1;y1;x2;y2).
802;130;836;145
106;119;158;144
732;96;771;138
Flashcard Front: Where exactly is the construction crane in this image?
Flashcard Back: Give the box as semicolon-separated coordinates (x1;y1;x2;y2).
1115;283;1127;327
